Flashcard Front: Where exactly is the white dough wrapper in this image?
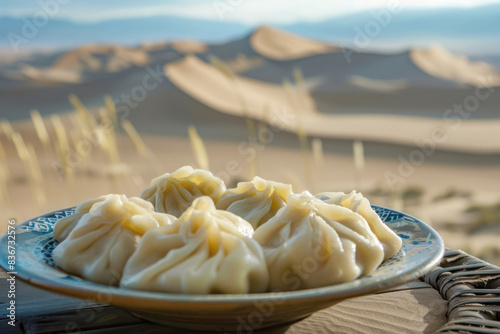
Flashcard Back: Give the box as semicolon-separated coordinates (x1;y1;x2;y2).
216;176;292;229
53;194;176;286
253;191;388;291
140;166;226;217
315;190;402;260
121;196;269;294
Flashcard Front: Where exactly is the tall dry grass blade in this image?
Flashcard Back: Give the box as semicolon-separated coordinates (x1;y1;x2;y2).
0;119;14;140
0;160;13;208
353;140;365;191
51;114;74;184
0;140;11;205
26;143;46;206
188;126;210;170
99;108;120;165
69;94;99;130
11;132;46;207
30;110;51;150
0;139;10;180
0;162;6;202
69;94;89;122
312;138;324;166
257;122;268;146
293;67;306;111
26;144;43;184
104;95;118;126
121;119;150;158
11;132;29;162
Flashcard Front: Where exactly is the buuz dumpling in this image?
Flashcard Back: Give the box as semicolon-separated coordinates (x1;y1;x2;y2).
315;190;402;259
216;176;292;229
253;191;398;291
121;196;269;294
140;166;226;217
53;194;176;285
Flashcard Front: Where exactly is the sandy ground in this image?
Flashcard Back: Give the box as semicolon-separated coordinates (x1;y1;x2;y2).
1;120;499;265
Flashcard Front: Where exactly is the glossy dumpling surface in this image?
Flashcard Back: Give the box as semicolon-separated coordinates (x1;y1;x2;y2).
140;166;226;217
121;196;269;294
53;194;176;285
253;192;388;291
216;176;292;229
315;190;402;259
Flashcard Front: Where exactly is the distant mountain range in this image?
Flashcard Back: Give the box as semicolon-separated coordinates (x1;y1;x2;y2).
1;3;500;56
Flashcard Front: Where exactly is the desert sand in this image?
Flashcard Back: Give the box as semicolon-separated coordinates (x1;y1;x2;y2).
410;46;500;87
1;26;499;265
250;26;338;60
166;55;500;153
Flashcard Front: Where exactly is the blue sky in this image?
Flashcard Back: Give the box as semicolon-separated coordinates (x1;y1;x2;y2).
2;0;500;24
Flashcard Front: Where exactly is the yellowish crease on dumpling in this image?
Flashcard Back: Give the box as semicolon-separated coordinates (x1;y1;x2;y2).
216;176;292;229
254;191;389;291
121;196;269;294
140;165;226;217
315;190;402;259
53;194;176;285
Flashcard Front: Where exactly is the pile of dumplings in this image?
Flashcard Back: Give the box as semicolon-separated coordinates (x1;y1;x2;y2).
52;166;402;294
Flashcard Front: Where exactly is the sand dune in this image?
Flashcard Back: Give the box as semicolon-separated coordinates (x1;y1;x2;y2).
170;40;208;54
242;50;460;90
167;55;500;153
53;45;149;73
410;46;500;87
165;55;316;116
5;64;82;84
249;26;338;60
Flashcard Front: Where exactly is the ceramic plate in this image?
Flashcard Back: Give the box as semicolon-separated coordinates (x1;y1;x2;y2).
0;205;444;331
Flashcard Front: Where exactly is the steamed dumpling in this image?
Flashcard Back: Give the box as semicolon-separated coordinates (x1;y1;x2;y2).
253;191;388;291
216;176;292;229
140;166;226;217
121;196;269;294
53;194;176;285
53;196;108;242
315;191;402;259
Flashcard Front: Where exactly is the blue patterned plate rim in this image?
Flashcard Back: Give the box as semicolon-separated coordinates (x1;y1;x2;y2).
0;205;444;306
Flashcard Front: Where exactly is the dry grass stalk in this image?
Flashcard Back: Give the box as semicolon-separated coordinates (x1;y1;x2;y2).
51;114;74;184
30;110;51;151
188;126;210;170
0;139;11;180
104;95;118;127
11;132;46;207
353;140;365;191
293;67;307;112
26;143;46;207
0;119;14;141
99;108;120;165
121;119;151;158
69;94;99;130
69;94;89;122
26;144;43;184
0;162;13;208
11;132;29;162
0;140;10;204
312;138;324;166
